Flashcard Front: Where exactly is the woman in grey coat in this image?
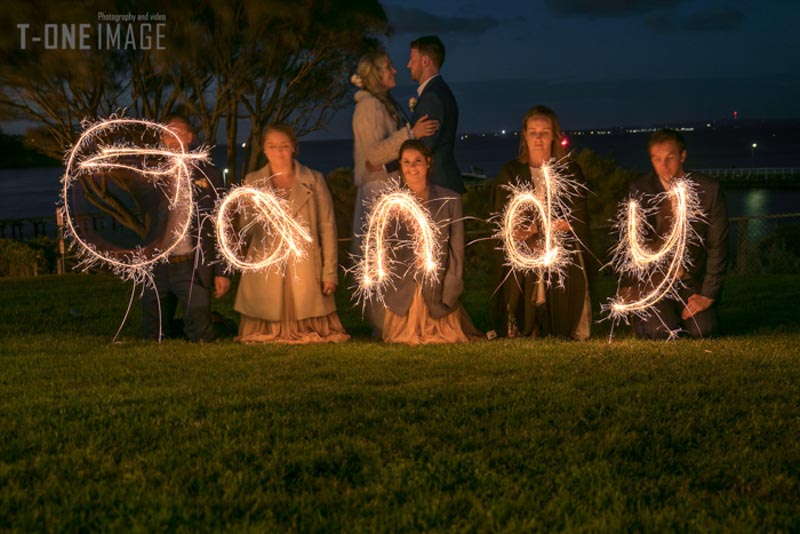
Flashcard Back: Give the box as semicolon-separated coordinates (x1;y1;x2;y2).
379;140;481;344
351;49;437;334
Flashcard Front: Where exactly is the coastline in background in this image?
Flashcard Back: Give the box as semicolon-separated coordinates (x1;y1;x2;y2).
1;120;798;221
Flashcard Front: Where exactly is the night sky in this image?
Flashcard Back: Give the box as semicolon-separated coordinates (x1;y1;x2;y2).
3;1;798;141
315;0;800;138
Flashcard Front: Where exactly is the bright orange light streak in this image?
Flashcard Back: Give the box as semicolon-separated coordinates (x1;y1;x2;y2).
215;184;313;272
354;183;441;303
61;117;209;281
604;177;702;325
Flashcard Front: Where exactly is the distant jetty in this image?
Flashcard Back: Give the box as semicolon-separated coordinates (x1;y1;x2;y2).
702;167;800;187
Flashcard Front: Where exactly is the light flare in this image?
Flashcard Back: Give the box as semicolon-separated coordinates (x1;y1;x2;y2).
603;177;703;328
494;160;583;287
352;181;442;303
61;116;211;283
214;182;313;273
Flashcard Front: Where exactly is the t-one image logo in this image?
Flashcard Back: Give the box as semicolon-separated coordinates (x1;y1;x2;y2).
17;13;167;51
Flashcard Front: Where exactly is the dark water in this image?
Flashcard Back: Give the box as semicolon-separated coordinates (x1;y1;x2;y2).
2;127;799;221
301;121;800;178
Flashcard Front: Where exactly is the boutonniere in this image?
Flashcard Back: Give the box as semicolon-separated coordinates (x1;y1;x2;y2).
409;97;417;112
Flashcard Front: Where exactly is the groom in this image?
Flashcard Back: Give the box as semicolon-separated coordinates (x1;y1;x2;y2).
407;35;464;194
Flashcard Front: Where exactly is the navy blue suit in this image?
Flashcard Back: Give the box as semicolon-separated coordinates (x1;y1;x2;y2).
411;75;463;194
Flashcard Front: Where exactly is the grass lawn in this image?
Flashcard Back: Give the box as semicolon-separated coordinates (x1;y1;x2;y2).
1;271;799;530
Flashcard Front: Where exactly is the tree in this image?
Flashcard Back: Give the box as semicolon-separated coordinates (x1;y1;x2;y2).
0;0;127;159
575;147;636;224
166;0;389;178
0;0;389;179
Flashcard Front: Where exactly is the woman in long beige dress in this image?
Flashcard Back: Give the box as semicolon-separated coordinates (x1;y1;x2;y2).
379;139;482;344
234;124;349;344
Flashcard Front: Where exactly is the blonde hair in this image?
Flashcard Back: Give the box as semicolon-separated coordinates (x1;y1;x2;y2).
518;105;567;164
356;50;402;125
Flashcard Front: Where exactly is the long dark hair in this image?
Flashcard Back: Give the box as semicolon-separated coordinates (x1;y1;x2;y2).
399;139;433;183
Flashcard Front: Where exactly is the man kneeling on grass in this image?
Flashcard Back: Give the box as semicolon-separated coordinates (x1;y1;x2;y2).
141;114;231;342
620;129;729;339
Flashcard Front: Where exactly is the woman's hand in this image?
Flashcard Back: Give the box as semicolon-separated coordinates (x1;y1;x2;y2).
412;114;439;139
322;281;337;296
365;160;382;173
682;293;714;320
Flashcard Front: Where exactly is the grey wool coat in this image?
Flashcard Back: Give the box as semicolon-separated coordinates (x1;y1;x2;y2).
234;161;339;322
381;184;465;319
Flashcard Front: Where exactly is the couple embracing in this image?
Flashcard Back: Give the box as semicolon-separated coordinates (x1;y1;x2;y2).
350;35;465;336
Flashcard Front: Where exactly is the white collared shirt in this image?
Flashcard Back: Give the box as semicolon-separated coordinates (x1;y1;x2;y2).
416;73;441;96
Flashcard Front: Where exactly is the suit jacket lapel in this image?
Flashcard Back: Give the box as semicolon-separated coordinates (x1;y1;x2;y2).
413;75;441;122
250;162;313;217
419;74;441;97
500;161;530;188
426;185;446;225
520;164;533;187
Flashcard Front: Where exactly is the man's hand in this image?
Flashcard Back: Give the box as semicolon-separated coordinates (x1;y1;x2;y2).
682;293;714;320
214;276;231;299
365;160;382;173
412;114;439;139
322;281;337;296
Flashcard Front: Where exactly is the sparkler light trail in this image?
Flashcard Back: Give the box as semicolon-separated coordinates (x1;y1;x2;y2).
214;182;313;273
353;181;441;303
603;177;703;330
61;116;211;283
493;161;583;286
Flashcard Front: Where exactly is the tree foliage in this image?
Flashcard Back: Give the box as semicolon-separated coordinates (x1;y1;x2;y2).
0;0;127;158
574;147;637;225
0;0;389;177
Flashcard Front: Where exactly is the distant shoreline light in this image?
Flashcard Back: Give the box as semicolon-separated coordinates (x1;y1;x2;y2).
460;126;697;140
